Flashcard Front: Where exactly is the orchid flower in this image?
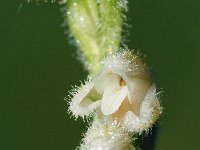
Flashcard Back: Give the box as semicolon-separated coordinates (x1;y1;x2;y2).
69;51;162;133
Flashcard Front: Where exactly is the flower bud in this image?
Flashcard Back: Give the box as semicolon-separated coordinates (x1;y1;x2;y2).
79;120;135;150
65;0;128;73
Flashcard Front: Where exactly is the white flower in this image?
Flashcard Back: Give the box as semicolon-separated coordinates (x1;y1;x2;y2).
69;51;162;133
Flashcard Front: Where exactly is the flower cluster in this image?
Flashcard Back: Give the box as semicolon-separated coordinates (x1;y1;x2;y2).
69;51;162;135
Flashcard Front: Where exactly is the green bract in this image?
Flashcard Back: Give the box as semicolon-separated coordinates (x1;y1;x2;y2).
66;0;127;74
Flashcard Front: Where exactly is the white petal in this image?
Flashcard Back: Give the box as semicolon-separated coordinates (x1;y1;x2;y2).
122;84;162;133
124;77;152;104
69;82;101;118
101;85;128;115
95;72;129;116
98;73;126;115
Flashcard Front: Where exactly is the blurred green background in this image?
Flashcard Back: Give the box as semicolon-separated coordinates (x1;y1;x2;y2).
1;0;200;149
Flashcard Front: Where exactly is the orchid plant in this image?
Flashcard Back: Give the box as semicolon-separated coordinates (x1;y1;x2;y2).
29;0;163;149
